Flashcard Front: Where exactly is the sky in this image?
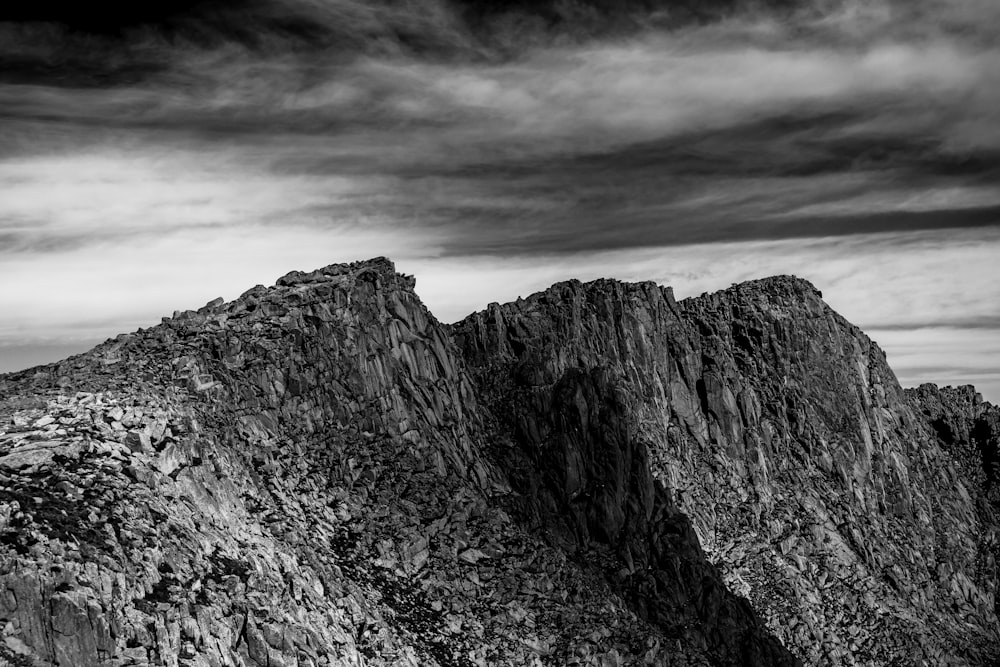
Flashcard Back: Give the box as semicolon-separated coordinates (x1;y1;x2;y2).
1;0;998;402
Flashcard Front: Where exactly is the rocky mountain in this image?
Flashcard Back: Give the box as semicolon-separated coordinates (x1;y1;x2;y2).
455;274;1000;664
0;258;997;666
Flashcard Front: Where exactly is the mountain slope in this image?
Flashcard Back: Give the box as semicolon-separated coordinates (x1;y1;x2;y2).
0;258;996;666
679;280;1000;664
0;258;792;667
453;275;1000;664
453;279;794;665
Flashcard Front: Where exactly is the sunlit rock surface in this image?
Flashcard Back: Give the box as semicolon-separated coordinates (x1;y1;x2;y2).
0;258;996;666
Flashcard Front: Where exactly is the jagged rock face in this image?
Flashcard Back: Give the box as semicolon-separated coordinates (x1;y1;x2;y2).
906;383;1000;620
1;258;998;667
453;280;797;666
679;282;1000;665
907;383;1000;505
454;276;1000;665
0;258;506;667
0;258;781;667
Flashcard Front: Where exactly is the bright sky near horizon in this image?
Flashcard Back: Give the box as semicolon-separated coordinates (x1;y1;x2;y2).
1;0;999;401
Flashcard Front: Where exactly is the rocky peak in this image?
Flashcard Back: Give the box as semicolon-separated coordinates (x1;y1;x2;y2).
461;277;677;371
1;259;997;667
457;272;1000;664
0;257;504;667
693;274;825;302
454;276;799;665
1;258;788;667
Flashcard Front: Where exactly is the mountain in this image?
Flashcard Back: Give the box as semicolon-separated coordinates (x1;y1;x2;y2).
0;258;997;666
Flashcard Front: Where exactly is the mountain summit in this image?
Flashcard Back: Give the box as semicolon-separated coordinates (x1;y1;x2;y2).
0;258;997;666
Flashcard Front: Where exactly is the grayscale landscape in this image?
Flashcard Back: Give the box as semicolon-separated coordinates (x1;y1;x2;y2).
1;1;999;665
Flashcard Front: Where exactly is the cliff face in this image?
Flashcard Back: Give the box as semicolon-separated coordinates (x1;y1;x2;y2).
678;280;1000;664
452;280;794;666
453;276;1000;665
906;383;1000;508
0;259;996;667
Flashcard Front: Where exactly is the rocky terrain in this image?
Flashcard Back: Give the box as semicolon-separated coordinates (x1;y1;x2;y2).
0;258;997;666
455;275;1000;665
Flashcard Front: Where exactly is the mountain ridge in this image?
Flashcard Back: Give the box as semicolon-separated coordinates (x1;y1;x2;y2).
0;257;997;666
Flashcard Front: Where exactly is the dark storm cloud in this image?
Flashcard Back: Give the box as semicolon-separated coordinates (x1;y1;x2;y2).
7;1;998;262
364;107;1000;256
1;0;1000;399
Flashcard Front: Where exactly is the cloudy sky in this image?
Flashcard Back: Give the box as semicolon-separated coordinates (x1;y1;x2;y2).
1;0;998;401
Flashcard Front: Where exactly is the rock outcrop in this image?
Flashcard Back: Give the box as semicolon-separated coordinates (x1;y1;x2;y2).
453;275;1000;665
453;280;795;666
0;259;786;667
0;259;997;666
907;383;1000;507
676;280;1000;665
